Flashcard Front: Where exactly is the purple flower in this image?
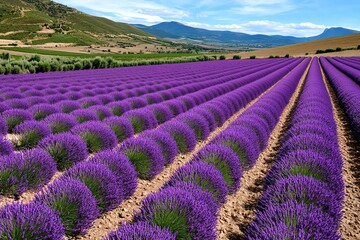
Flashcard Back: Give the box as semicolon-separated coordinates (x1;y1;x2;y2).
117;137;165;180
0;117;7;135
0;102;10;114
164;100;187;116
245;201;340;240
29;104;61;120
191;107;217;131
13;120;51;150
134;187;216;239
56;100;81;113
23;89;45;97
89;105;113;120
178;96;197;110
104;221;176;240
1;91;23;100
79;97;102;108
34;178;100;236
162;181;220;216
202;103;227;127
192;144;242;193
160;120;197;154
144;93;163;104
38;133;88;171
103;116;134;143
148;104;174;124
139;130;178;165
265;150;344;195
3;99;29;109
44;113;78;133
1;109;34;133
66;92;83;100
61;162;123;212
177;112;210;141
0;149;57;196
128;97;148;109
97;94;114;105
211;129;259;170
107;101;131;116
0;202;65;239
123;109;158;134
165;161;228;204
23;96;48;106
0;138;13;156
259;176;342;222
110;92;126;101
71;121;117;153
89;150;137;199
71;109;100;123
45;94;68;104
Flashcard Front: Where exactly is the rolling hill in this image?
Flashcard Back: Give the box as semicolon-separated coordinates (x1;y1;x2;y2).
0;0;158;46
136;21;359;48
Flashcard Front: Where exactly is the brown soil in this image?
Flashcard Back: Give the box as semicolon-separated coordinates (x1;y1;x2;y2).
227;33;360;59
73;62;299;240
320;64;360;240
217;59;311;239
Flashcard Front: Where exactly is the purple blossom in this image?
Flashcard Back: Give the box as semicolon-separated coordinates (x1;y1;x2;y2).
29;104;61;120
79;97;102;108
66;92;83;100
89;105;113;120
202;103;227;127
0;149;57;196
160;120;197;154
110;92;126;101
1;109;34;133
103;116;134;143
97;94;114;105
56;100;81;113
61;162;123;212
165;161;228;204
140;130;178;165
107;101;131;116
134;187;216;239
128;97;148;109
164;99;187;116
191;107;217;131
43;113;78;133
13;120;51;150
71;109;100;123
3;99;29;109
0;102;10;114
104;221;176;240
245;201;340;240
117;137;165;180
1;91;23;100
34;178;100;236
89;150;138;199
71;121;117;153
38;133;88;171
177;112;210;141
45;94;68;104
0;117;7;135
144;93;163;104
123;109;158;134
23;96;48;106
148;104;174;124
0;138;13;156
0;202;65;239
23;89;45;97
192;144;242;193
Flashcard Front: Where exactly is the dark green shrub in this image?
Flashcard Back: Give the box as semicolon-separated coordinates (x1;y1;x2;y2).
284;54;290;58
219;55;226;60
74;62;83;70
92;57;102;69
29;55;41;62
335;47;342;52
250;55;256;59
315;49;325;54
269;55;274;58
82;59;92;69
357;45;360;50
232;55;241;60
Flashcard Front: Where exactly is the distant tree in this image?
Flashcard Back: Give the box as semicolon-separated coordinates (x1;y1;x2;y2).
219;55;226;60
232;55;241;60
357;45;360;50
284;54;290;58
336;47;342;52
250;55;256;59
269;55;274;58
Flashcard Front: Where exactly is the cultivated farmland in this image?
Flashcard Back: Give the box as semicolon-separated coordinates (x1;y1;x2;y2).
0;57;359;239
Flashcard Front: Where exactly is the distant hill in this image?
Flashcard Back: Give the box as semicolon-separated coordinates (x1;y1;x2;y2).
0;0;155;46
136;21;359;48
227;33;360;58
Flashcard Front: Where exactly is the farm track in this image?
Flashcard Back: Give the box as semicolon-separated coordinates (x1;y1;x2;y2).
73;61;304;240
218;59;312;240
320;63;360;240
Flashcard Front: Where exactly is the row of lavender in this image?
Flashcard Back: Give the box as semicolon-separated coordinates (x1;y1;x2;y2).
101;58;309;239
320;57;360;139
246;59;344;239
0;59;303;238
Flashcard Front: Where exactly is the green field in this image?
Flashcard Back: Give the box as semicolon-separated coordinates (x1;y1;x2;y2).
0;47;201;60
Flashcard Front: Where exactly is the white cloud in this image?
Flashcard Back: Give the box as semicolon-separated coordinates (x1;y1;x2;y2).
184;20;327;37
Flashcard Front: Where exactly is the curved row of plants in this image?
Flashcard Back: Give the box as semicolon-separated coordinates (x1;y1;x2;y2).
101;58;309;239
0;58;302;238
246;58;344;239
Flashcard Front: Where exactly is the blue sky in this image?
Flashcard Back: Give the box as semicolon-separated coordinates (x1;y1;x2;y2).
56;0;359;37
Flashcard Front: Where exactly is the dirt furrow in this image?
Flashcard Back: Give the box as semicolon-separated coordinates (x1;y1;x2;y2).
320;64;360;240
75;64;300;240
217;59;311;240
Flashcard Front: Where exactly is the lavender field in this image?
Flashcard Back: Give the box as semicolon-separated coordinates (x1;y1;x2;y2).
0;57;359;239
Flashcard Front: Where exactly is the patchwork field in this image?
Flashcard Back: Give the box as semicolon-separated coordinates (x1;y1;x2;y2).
0;57;359;239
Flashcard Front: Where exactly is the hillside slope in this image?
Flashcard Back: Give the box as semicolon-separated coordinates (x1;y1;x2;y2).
229;33;360;58
0;0;155;46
